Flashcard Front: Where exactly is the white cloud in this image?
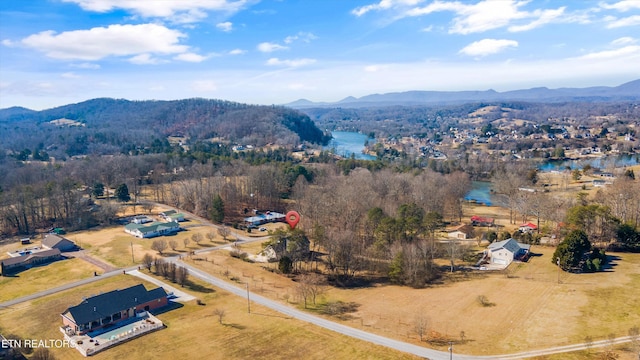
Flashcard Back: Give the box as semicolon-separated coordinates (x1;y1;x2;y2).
216;21;233;32
356;0;577;34
71;62;101;69
600;0;640;12
576;45;640;60
508;7;566;32
447;1;536;34
229;49;246;55
459;39;518;57
364;65;388;72
352;0;422;17
61;72;81;78
21;24;188;61
257;42;288;52
62;0;248;23
284;32;317;44
192;80;217;92
266;58;316;67
612;36;637;46
129;53;163;65
421;25;434;32
174;52;208;62
2;39;15;47
606;15;640;28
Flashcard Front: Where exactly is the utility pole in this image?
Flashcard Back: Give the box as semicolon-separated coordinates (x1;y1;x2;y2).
131;241;135;264
557;257;561;284
246;282;251;314
448;341;453;360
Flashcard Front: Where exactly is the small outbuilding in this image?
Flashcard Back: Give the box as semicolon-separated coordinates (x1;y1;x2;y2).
519;222;538;233
470;215;495;227
447;224;475;240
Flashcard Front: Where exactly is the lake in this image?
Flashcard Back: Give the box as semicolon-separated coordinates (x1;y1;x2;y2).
465;181;494;206
325;131;376;160
538;154;640;172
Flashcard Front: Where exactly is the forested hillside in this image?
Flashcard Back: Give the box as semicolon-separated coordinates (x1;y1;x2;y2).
0;98;329;159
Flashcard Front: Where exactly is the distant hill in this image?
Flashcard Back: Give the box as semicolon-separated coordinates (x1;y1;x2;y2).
0;98;329;158
286;79;640;108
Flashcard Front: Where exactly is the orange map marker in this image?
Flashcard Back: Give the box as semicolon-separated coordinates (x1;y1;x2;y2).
285;211;300;229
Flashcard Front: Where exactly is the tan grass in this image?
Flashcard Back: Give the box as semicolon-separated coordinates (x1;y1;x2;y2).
0;274;418;360
0;258;102;302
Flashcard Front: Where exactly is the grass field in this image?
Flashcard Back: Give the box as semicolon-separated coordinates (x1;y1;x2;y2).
0;257;103;302
2;175;639;359
184;245;640;357
0;274;418;360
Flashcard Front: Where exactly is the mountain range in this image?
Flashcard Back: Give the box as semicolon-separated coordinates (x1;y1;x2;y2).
286;79;640;109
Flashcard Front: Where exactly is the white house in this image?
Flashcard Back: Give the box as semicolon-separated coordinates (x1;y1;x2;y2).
447;224;475;240
485;238;530;266
160;210;185;222
124;221;180;238
132;215;153;224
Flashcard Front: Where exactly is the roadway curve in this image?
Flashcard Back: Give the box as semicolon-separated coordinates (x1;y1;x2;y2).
174;259;638;360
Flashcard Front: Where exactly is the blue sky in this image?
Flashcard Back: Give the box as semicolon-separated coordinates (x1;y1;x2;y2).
1;0;639;110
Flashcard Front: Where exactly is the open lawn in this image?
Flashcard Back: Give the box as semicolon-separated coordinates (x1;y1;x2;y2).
0;274;418;360
186;246;640;357
65;211;229;268
0;257;102;302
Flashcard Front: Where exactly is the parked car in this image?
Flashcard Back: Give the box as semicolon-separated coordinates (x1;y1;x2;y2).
259;227;267;231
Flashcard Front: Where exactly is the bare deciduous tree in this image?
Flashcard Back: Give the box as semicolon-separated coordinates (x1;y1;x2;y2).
213;308;226;324
176;266;189;287
141;202;154;214
169;239;178;251
142;253;153;271
151;239;168;255
192;233;203;245
218;225;231;241
414;314;429;342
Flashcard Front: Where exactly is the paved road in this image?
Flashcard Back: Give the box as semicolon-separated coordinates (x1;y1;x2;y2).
2;203;636;359
0;266;137;309
176;256;638;360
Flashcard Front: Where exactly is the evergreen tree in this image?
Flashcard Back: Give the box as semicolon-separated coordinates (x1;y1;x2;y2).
115;183;131;202
92;183;105;198
211;195;225;223
553;230;591;271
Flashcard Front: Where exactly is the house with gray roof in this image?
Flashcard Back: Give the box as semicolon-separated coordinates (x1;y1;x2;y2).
485;238;530;266
42;233;77;251
1;248;62;275
61;284;168;335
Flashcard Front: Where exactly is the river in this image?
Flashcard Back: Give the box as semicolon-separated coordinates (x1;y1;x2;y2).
325;131;376;160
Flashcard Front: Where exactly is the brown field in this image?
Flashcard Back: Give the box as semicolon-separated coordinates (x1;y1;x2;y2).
2;169;639;359
0;258;102;302
0;274;418;360
185;244;640;357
